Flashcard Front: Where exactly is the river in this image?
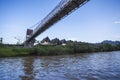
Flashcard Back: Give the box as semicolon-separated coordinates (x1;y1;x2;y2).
0;51;120;80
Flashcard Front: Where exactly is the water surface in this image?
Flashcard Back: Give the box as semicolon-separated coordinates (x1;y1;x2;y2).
0;51;120;80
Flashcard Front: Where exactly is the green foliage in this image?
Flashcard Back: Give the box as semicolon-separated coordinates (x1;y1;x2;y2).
115;44;120;50
11;48;30;56
30;45;73;56
99;43;115;51
67;42;97;53
0;48;15;57
0;42;120;58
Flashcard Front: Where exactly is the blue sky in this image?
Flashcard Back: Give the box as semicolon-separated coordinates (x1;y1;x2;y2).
0;0;120;44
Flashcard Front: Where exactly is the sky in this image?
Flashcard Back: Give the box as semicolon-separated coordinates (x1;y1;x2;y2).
0;0;120;44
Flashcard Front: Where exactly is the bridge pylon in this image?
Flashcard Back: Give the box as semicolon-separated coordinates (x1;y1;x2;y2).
24;29;35;47
24;39;35;48
24;0;90;45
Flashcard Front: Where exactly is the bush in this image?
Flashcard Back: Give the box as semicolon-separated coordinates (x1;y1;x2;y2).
30;45;74;56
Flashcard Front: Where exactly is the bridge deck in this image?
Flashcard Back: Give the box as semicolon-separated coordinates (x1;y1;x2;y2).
25;0;89;44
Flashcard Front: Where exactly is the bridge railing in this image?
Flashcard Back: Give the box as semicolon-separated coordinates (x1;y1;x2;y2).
32;0;72;35
26;0;89;43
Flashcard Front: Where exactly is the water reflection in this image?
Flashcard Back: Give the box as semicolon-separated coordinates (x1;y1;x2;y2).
20;57;35;80
0;51;120;80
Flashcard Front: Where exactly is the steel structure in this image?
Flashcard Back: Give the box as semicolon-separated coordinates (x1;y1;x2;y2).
24;0;89;46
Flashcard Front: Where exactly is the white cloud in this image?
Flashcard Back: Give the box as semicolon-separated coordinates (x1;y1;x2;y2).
114;21;120;24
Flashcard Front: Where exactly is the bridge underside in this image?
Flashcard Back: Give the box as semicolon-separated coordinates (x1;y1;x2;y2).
24;0;89;46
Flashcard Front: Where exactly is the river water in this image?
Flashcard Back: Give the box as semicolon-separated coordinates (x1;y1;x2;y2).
0;51;120;80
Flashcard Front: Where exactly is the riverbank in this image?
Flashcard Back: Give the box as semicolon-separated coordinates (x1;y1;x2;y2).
0;45;73;57
0;42;120;57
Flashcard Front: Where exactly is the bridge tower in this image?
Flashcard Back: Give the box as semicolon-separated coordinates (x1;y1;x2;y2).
26;29;33;40
24;0;90;47
25;29;35;47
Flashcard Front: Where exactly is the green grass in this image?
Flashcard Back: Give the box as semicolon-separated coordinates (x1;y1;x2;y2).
0;47;30;57
0;43;120;58
0;45;74;57
0;48;15;57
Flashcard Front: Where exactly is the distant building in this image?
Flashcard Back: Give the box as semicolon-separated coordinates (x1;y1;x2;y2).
39;37;77;46
60;39;66;43
62;43;66;46
60;39;66;46
41;36;51;45
51;38;61;45
66;40;73;44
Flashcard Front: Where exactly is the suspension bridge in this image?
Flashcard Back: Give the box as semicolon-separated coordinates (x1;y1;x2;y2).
24;0;89;47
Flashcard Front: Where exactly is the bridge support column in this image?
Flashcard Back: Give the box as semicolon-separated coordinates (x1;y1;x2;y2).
24;39;35;48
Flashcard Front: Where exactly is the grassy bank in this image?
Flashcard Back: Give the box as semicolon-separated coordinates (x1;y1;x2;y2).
0;45;74;57
0;43;120;57
0;47;30;57
30;45;74;56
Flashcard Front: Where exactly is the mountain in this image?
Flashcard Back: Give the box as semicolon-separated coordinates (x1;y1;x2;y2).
101;40;120;45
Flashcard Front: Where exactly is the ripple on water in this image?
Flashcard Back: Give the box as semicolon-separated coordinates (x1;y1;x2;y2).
0;58;24;80
0;51;120;80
